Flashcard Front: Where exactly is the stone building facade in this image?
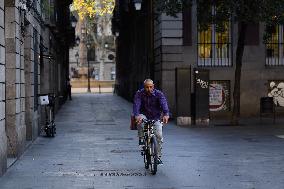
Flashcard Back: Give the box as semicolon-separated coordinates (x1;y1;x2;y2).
69;16;115;81
0;0;74;176
114;1;284;120
5;0;32;160
70;47;116;81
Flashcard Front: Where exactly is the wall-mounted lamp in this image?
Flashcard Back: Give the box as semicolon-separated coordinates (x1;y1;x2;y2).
86;42;91;49
39;54;54;60
133;0;143;10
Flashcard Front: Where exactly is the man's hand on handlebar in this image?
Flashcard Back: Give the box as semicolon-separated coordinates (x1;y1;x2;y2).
135;116;142;125
162;115;169;125
135;115;169;125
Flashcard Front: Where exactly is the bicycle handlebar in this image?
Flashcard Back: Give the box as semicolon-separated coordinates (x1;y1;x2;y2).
141;118;163;125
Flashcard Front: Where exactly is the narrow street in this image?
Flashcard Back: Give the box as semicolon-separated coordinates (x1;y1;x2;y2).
0;94;284;189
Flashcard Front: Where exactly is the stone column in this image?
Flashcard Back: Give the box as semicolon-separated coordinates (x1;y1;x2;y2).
24;24;34;140
154;13;184;116
5;2;26;157
0;0;7;176
19;10;26;149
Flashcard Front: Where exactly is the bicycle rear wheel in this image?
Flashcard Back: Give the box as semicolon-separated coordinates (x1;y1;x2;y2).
149;136;158;175
45;124;51;137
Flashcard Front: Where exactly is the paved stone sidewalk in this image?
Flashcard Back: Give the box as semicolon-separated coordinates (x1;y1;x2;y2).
0;94;284;189
71;88;114;93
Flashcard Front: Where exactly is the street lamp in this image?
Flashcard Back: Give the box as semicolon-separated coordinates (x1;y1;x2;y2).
133;0;142;10
75;51;79;66
70;15;77;28
75;36;80;45
86;42;91;93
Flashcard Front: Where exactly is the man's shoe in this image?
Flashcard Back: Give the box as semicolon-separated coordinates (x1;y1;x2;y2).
157;158;163;165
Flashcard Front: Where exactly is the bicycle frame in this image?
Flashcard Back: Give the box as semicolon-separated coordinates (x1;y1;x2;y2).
41;93;56;137
141;119;158;175
143;120;155;146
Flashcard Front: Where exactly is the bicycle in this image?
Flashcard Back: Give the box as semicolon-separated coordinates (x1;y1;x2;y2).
140;119;160;175
39;93;56;137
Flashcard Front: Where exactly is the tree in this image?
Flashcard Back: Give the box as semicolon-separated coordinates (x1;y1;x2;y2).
154;0;185;17
195;0;284;125
71;0;115;80
71;0;115;48
72;0;115;19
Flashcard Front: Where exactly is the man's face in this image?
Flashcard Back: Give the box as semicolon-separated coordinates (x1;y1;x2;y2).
144;82;154;94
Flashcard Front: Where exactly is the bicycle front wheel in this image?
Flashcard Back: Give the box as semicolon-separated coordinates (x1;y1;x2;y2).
144;148;150;169
51;124;55;137
149;136;158;175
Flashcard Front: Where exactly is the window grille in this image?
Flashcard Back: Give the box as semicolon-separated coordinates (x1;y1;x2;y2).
265;25;284;66
197;7;232;67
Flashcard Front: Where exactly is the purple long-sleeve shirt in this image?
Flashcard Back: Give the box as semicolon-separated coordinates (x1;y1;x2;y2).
133;89;170;120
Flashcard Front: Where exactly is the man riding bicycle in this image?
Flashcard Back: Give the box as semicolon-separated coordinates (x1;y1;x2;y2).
133;79;170;164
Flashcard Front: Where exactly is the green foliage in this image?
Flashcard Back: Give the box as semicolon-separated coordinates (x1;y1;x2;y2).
154;0;189;17
154;0;284;38
196;0;284;34
154;0;284;25
196;0;284;44
262;0;284;42
41;0;52;17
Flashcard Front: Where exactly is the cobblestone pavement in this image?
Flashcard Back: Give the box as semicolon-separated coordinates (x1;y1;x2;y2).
0;94;284;189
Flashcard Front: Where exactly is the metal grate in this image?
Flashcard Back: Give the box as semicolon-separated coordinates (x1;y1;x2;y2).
198;24;232;67
197;6;232;67
265;25;284;66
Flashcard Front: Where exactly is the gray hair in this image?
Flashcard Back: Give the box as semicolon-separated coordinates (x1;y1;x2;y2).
144;79;154;85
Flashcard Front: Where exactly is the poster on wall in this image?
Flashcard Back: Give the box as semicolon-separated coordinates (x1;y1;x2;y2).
268;80;284;107
209;80;230;111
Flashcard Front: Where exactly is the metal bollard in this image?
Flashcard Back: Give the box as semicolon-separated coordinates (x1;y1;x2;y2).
99;84;101;94
113;84;115;94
